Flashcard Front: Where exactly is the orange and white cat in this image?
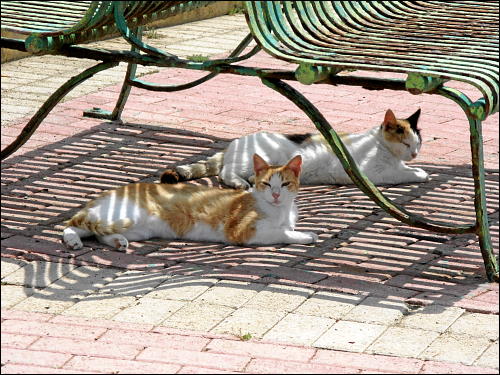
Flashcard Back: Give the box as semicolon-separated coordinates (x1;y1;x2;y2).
62;154;318;250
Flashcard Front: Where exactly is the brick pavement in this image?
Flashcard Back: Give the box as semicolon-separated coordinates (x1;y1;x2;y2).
1;13;499;374
1;309;497;374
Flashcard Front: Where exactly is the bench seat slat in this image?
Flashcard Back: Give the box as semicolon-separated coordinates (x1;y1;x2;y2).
1;1;99;34
293;3;497;53
1;14;86;30
245;1;499;118
1;1;93;26
0;1;211;35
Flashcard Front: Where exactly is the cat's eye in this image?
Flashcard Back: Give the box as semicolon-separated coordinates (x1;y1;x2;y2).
281;182;291;187
262;182;271;187
396;126;404;134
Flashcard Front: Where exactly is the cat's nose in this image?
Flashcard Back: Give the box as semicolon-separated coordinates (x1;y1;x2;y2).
411;152;418;159
272;192;280;200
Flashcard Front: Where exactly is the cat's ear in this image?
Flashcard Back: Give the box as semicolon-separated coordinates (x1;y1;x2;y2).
286;155;302;177
407;108;421;130
382;109;398;127
253;153;269;175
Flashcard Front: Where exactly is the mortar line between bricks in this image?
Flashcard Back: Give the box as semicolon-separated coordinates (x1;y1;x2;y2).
4;362;82;374
25;335;44;351
94;326;112;343
202;339;322;363
240;356;253;373
46;327;330;372
200;335;214;353
132;353;252;373
59;353;77;372
362;324;390;354
2;347;77;370
131;342;149;362
314;349;429;373
23;335;155;365
0;317;493;373
413;329;444;360
7;334;191;371
469;338;495;366
416;360;428;374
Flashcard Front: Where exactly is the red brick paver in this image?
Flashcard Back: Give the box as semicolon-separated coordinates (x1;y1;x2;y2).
4;309;498;374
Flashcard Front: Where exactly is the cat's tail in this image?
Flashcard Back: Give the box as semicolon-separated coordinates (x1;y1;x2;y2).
65;210;132;236
160;151;224;184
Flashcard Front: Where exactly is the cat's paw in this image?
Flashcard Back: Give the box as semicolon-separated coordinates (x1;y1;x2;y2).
304;231;319;244
412;168;429;182
63;233;83;250
113;236;129;251
289;231;318;244
227;179;251;190
98;234;129;251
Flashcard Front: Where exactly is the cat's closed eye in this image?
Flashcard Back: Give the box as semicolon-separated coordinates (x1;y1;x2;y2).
262;182;271;187
281;182;290;187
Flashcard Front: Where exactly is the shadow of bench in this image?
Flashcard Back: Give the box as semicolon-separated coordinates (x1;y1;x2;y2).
1;1;498;281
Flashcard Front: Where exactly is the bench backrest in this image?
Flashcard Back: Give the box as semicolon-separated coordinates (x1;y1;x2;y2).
1;1;212;53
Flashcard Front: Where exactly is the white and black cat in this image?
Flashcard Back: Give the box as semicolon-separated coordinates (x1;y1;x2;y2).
63;154;317;250
161;109;428;188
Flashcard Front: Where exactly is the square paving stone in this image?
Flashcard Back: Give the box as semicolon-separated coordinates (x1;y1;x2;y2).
12;288;84;314
98;270;171;297
294;291;365;319
145;275;218;301
112;297;186;325
344;296;409;325
48;266;123;293
2;261;77;288
211;307;286;338
61;294;136;319
160;301;234;332
400;305;464;333
366;326;440;357
420;332;492;365
474;341;499;369
1;258;28;278
447;312;499;340
263;313;335;346
243;284;313;313
194;280;265;308
314;320;387;352
1;285;34;309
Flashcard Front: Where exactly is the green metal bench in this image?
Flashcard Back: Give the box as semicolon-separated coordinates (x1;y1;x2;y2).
0;0;258;137
1;1;498;281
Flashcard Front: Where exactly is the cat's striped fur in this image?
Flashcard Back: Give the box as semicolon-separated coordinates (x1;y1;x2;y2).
63;154;317;250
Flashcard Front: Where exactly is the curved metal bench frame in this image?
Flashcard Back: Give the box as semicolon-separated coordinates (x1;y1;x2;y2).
1;1;498;281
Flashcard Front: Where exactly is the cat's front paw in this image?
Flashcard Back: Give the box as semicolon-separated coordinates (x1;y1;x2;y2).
63;233;83;250
304;231;319;244
288;231;318;244
412;167;429;182
226;179;251;190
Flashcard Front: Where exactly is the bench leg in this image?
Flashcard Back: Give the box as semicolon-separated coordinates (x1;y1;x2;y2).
437;87;499;282
83;27;142;121
468;116;498;282
261;77;498;282
1;61;118;161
